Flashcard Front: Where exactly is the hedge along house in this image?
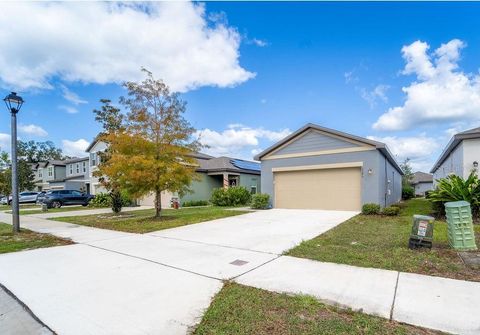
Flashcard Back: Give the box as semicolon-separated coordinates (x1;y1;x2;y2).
254;123;403;211
179;155;261;204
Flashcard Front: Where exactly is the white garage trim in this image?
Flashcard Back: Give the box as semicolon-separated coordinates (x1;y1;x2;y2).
263;146;375;160
272;162;363;172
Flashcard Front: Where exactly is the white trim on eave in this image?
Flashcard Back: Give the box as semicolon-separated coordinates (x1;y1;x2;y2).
272;162;363;172
262;146;375;160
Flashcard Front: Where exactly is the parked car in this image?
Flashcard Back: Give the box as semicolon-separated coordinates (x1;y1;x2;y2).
36;191;47;204
0;192;39;205
42;190;94;208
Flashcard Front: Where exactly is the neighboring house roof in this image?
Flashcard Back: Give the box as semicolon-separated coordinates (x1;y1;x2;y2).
411;171;433;185
44;160;66;167
254;123;403;175
64;157;89;164
196;156;261;175
430;127;480;173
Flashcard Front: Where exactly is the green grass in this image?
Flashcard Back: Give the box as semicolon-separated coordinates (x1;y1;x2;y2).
0;222;72;254
0;204;41;211
194;283;441;335
18;205;108;215
288;198;480;282
51;206;248;233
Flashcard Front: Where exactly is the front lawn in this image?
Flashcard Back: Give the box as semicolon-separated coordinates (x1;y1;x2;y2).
194;283;440;335
52;207;249;233
288;198;480;282
0;204;41;211
0;222;72;254
18;205;107;215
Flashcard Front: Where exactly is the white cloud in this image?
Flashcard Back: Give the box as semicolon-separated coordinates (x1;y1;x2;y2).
0;133;10;152
59;105;79;114
368;134;439;171
18;124;48;137
373;39;480;131
0;2;254;92
62;139;89;157
60;85;87;105
344;71;358;84
251;38;268;47
196;124;291;158
360;84;389;108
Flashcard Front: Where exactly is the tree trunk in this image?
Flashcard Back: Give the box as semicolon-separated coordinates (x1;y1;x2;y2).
155;189;162;218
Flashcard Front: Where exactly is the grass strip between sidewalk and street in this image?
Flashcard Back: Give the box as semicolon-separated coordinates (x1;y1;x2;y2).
51;206;249;233
0;222;72;254
287;198;480;282
194;282;442;335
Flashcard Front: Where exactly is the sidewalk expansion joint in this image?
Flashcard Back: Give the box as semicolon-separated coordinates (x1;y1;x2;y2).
230;255;282;281
389;272;400;320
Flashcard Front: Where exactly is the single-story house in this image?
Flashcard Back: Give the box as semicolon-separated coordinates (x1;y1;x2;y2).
430;127;480;185
411;171;433;196
254;123;403;211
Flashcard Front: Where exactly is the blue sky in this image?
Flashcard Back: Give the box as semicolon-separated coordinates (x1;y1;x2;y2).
1;2;480;171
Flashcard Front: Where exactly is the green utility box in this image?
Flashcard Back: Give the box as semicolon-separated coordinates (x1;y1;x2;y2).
445;201;477;251
409;215;435;249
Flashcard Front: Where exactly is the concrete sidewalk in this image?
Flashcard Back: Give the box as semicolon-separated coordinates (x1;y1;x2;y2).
235;256;480;335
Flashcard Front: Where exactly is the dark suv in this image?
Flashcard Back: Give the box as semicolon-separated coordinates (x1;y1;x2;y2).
42;190;94;209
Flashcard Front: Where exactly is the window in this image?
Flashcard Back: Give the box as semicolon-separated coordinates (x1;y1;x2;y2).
90;153;97;166
72;191;82;196
48;166;53;177
38;169;43;178
250;186;257;194
69;164;73;174
82;161;87;173
76;163;80;174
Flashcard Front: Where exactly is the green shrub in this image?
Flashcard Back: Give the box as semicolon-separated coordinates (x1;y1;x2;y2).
390;202;407;209
250;193;270;209
362;203;381;215
428;172;480;217
402;186;415;200
120;190;135;207
182;200;209;207
210;186;252;206
89;192;111;207
382;206;400;216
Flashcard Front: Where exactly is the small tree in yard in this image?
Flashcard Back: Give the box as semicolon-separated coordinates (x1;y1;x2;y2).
96;69;201;218
400;158;415;200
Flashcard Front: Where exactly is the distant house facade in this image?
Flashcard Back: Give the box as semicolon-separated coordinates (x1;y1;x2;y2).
85;138;108;195
33;160;67;191
411;171;433;196
64;157;90;193
255;123;403;211
430;127;480;185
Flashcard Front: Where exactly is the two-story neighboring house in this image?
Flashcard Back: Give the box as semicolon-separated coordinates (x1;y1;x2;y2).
431;127;480;185
64;157;90;193
85;138;108;195
39;160;67;191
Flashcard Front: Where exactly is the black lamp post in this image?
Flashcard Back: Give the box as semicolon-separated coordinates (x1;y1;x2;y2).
4;92;24;233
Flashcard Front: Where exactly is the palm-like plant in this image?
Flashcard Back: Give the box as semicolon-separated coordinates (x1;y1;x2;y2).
428;172;480;215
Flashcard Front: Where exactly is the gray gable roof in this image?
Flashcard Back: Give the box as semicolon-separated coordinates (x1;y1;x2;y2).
430;127;480;173
411;171;433;184
254;123;403;175
64;157;89;164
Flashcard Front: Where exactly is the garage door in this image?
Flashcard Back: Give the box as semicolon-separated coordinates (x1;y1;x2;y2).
274;167;361;211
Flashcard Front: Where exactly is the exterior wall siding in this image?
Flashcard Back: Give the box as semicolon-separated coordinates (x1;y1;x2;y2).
261;150;384;207
273;130;359;156
378;155;402;206
180;173;223;203
239;173;261;194
462;138;480;178
433;142;464;185
414;182;433;196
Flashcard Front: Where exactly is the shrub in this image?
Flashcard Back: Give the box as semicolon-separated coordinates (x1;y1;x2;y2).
402;186;415;200
210;186;252;206
182;200;209;207
89;192;111;207
120;190;135;207
362;203;381;215
382;206;400;216
250;193;270;209
110;189;123;213
390;202;407;209
428;172;480;217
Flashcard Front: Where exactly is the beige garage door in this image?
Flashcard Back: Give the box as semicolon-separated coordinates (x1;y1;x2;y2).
274;167;361;211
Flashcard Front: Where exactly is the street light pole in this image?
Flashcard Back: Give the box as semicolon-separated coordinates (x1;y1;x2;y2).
4;92;24;233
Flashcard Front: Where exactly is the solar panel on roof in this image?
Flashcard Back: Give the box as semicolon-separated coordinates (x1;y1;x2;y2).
230;159;260;171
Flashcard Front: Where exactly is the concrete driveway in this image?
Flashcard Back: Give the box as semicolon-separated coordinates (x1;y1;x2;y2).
0;208;356;334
